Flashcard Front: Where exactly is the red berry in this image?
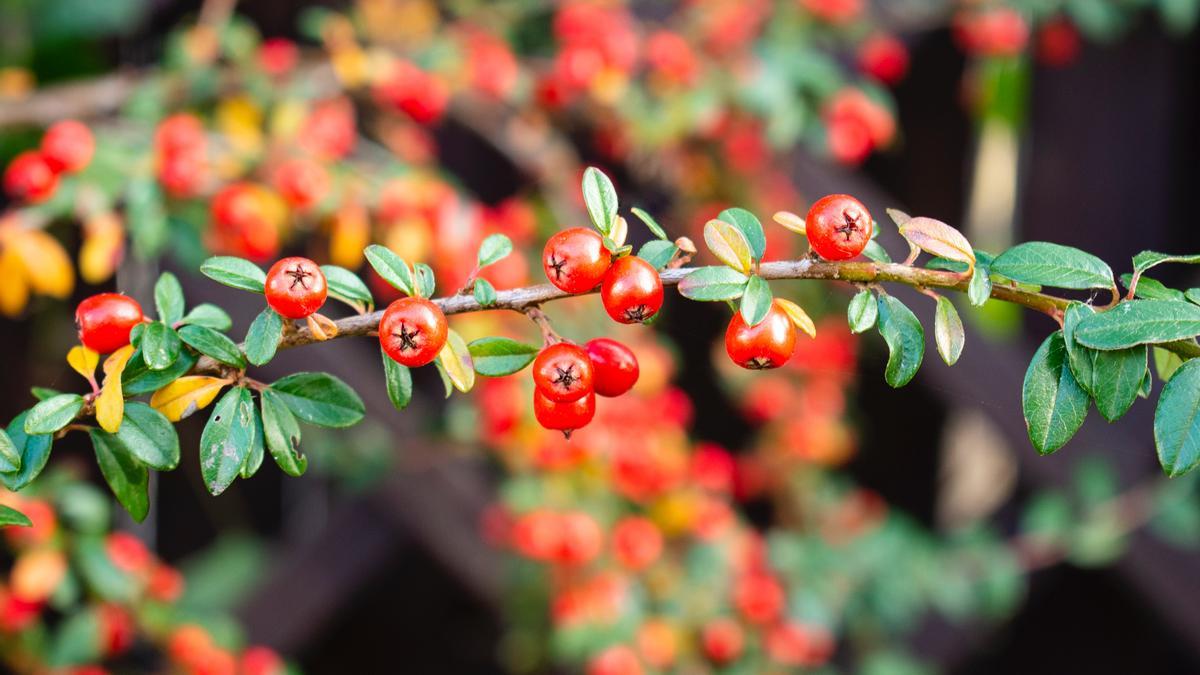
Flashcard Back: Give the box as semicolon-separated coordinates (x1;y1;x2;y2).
379;297;448;367
273;158;329;209
733;573;785;624
557;511;603;565
40;120;95;174
76;293;144;354
725;302;796;370
265;257;328;319
804;194;873;261
858;34;909;85
601;256;663;324
258;38;299;77
701;618;744;664
611;517;662;570
585;338;639;397
533;342;594;403
543;227;611;294
3;151;57;203
534;389;595;435
587;645;643;675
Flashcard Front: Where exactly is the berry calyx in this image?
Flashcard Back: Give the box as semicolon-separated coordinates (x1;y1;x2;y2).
534;389;596;437
264;257;328;319
725;302;797;370
40;120;95;174
585;338;639;397
533;343;595;403
804;193;873;261
75;293;144;354
600;256;663;324
3;151;58;203
379;297;449;367
543;227;611;294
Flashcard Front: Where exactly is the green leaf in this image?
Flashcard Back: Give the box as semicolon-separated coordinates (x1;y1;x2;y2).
473;278;497;307
862;240;892;264
154;271;185;324
637;240;678;270
718;207;766;261
1154;359;1200;476
115;402;179;470
413;262;436;298
631;207;668;240
582;166;619;235
363;245;413;295
934;297;965;366
382;348;414;411
320;265;373;311
199;387;255;496
123;350;197;395
30;387;62;401
200;256;266;293
1187;288;1200;306
240;406;265;479
0;504;31;528
968;261;993;306
1074;300;1200;350
477;233;513;268
468;337;539;377
1062;303;1097;397
1091;345;1147;422
678;266;749;301
1140;368;1153;399
178;324;246;368
180;303;232;331
991;242;1114;290
876;295;924;388
847;290;877;334
0;430;18;473
1022;332;1089;455
47;607;102;666
739;275;772;326
141;322;181;370
1119;273;1184;301
2;413;52;491
1154;346;1185;382
268;372;365;428
24;394;84;435
260;389;306;476
1132;251;1200;275
244;308;284;366
88;429;149;522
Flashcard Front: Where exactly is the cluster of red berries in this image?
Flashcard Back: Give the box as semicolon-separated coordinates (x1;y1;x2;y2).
531;337;640;436
2;119;94;204
542;227;664;324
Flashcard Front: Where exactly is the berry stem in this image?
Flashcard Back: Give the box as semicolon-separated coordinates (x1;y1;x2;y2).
522;306;562;346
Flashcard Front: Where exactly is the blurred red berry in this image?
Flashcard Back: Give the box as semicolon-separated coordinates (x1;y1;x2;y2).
800;0;863;23
646;31;698;85
1037;18;1080;67
733;573;785;624
954;8;1029;57
273;158;329;209
701;618;744;664
41;120;95;173
611;517;662;570
858;34;909;84
557;511;603;565
4;151;57;203
587;644;643;675
258;38;299;76
241;646;286;675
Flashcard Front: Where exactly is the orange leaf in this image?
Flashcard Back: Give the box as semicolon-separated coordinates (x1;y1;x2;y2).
898;217;975;270
774;298;817;338
772;211;806;235
10;229;73;298
0;247;29;317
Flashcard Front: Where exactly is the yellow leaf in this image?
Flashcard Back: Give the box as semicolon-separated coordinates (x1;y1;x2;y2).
774;298;816;338
151;376;230;422
773;211;806;235
10;229;73;298
216;95;264;156
437;329;475;393
96;346;134;433
330;205;370;268
67;346;99;383
609;216;628;248
899;217;975;271
0;247;29;317
703;219;752;274
79;213;125;285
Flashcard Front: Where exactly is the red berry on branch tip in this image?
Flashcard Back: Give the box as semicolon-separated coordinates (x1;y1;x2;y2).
264;257;328;319
379;297;448;367
804;193;872;261
725;302;796;370
543;227;611;294
533;342;595;403
601;256;663;324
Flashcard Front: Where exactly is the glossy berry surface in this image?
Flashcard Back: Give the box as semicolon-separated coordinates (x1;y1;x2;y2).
600;256;663;324
542;227;610;294
804;193;873;261
3;152;58;203
76;294;144;354
264;257;328;319
379;297;448;367
40;120;95;174
533;343;594;403
725;302;797;370
585;338;639;397
533;389;595;435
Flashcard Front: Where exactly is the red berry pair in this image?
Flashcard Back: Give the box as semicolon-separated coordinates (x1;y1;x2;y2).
542;228;664;323
531;337;639;436
3;120;94;204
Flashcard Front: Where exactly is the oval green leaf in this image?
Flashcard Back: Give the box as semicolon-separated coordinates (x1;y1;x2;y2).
473;278;497;307
268;372;365;428
934;296;964;366
678;266;749;301
180;303;233;331
1155;359;1200;476
141;322;181;371
991;242;1114;290
2;413;52;491
154;271;185;324
115;402;180;471
718;207;766;262
582;167;618;235
178;324;246;368
200;256;266;293
321;265;373;311
88;429;149;522
245;308;284;366
847;290;877;334
364;245;413;296
637;240;678;270
478;233;513;268
468;337;539;377
24;394;84;435
876;295;924;388
1074;300;1200;350
261;389;306;477
382;348;414;411
199;387;255;496
739;275;772;326
1022;331;1090;455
